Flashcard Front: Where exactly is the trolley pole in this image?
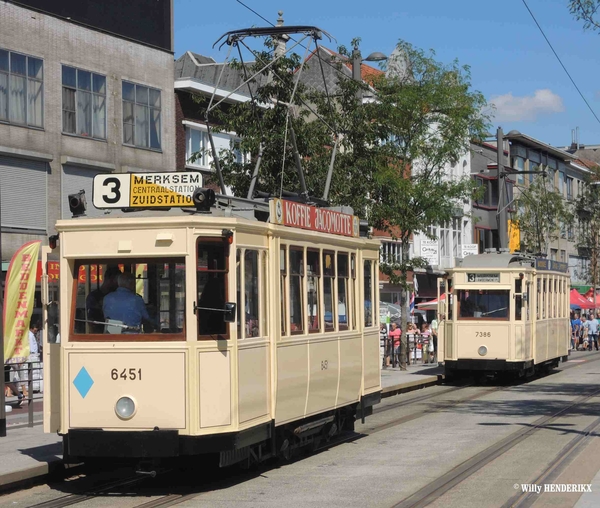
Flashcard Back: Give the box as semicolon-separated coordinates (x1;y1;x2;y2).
497;127;509;250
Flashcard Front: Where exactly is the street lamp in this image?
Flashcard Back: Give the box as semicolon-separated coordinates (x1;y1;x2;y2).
351;44;386;99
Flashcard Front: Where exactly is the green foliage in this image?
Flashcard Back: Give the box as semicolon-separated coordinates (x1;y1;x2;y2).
574;165;600;284
513;176;574;255
569;0;600;32
191;38;489;325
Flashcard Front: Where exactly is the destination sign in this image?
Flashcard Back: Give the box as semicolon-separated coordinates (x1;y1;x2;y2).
92;172;203;209
270;198;359;238
535;259;569;273
467;273;500;283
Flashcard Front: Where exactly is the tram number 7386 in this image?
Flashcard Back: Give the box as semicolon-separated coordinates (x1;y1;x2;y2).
111;368;143;381
475;332;492;338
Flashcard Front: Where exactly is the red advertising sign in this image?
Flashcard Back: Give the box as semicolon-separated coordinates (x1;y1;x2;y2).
271;198;359;238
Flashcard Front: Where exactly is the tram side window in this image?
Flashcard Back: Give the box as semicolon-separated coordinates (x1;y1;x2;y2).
323;251;335;332
338;253;350;331
280;247;287;335
515;279;522;321
364;260;373;327
290;248;304;334
307;250;321;333
458;290;509;320
536;279;541;320
351;254;356;330
244;250;260;338
197;242;228;338
72;259;185;338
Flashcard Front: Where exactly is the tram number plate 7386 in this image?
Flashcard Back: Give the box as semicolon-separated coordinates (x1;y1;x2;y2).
111;368;142;381
475;332;491;338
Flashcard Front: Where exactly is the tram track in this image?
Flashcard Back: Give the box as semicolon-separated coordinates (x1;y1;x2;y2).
389;386;600;508
22;355;600;508
502;414;600;508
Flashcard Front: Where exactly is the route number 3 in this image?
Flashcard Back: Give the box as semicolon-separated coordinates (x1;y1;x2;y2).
111;368;142;381
93;174;130;208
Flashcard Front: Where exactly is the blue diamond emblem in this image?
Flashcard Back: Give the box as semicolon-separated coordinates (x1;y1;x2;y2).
73;367;94;398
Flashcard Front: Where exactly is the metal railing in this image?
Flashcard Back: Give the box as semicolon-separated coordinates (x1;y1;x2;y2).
3;359;43;429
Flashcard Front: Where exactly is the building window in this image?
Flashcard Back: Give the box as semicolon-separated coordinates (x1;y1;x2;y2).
452;218;462;257
551;249;558;261
380;241;402;263
512;156;525;184
440;222;451;257
122;81;161;149
567;177;573;200
62;66;106;139
186;127;208;167
0;49;43;127
560;250;566;262
559;171;565;194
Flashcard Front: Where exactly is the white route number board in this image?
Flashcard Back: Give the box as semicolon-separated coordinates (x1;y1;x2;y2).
92;172;203;209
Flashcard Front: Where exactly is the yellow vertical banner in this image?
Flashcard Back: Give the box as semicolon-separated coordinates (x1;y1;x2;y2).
508;220;520;253
3;240;42;361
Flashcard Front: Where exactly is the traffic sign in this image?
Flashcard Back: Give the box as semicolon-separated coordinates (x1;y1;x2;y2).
92;172;203;209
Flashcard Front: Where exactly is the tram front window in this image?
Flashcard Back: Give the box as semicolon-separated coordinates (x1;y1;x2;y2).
72;259;185;338
458;290;509;320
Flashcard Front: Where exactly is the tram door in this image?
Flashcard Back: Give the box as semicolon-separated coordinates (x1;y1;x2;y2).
41;246;61;433
437;277;445;363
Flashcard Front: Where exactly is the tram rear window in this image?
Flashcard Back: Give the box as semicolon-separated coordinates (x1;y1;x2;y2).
458;290;509;320
71;259;185;339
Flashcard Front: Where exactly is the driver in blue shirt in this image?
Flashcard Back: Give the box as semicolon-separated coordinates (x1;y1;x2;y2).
103;272;150;332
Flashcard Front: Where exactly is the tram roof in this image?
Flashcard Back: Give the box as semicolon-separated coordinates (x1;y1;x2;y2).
457;253;535;270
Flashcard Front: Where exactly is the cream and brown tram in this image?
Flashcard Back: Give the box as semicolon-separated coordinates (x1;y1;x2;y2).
42;190;381;466
439;252;570;378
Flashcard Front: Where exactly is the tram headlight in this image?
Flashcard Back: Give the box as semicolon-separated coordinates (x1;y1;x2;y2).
115;396;136;419
478;346;488;357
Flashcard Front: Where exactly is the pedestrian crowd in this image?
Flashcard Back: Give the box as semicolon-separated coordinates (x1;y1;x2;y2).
380;316;439;369
571;312;600;351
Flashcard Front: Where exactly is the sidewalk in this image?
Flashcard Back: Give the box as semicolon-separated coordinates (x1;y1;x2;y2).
0;362;443;494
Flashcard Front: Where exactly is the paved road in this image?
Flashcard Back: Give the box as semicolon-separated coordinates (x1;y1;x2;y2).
2;354;600;507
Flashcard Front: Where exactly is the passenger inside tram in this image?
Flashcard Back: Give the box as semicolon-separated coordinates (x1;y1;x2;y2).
458;289;509;319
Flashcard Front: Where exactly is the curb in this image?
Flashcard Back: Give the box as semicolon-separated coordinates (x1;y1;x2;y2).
381;374;444;399
0;458;64;494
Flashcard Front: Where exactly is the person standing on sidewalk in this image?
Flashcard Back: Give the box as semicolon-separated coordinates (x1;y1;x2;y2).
588;313;599;351
389;322;401;368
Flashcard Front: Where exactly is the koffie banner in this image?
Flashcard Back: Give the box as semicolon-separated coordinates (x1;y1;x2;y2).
4;241;41;361
270;198;360;237
92;172;204;209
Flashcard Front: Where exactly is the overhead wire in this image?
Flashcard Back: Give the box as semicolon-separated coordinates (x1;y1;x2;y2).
521;0;600;126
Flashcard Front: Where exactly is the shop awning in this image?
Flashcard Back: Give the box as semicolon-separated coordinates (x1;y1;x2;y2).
416;294;446;310
570;289;594;310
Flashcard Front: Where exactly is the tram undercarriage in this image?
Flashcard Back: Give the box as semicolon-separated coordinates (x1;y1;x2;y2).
445;356;567;381
62;395;379;468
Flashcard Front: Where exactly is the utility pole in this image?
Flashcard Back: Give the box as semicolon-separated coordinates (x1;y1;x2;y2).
497;127;509;250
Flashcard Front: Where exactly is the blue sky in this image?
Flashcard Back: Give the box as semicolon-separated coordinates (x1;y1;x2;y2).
174;0;600;147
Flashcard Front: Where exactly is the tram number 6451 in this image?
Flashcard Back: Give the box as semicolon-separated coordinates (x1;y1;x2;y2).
111;368;142;381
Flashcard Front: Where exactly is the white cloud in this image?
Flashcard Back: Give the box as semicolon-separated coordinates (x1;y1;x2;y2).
490;89;564;122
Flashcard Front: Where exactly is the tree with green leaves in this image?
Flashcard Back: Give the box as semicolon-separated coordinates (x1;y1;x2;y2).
575;166;600;304
569;1;600;32
512;176;574;255
197;39;489;367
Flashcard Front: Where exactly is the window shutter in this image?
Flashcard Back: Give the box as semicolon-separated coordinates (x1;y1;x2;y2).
0;155;47;231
